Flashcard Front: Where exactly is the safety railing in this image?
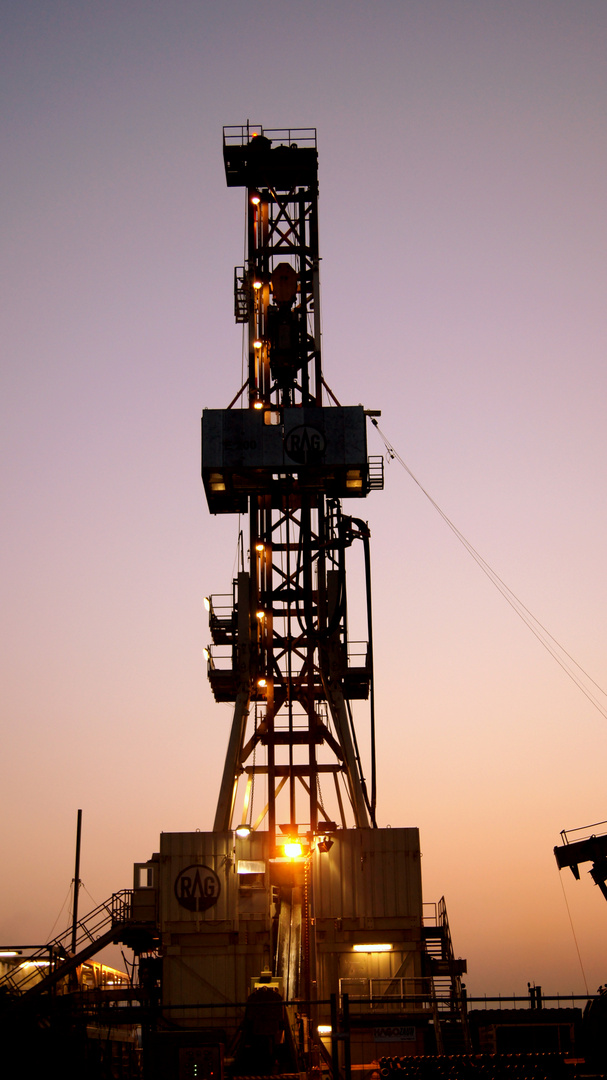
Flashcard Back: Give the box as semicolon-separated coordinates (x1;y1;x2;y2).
0;890;133;996
368;455;384;490
205;592;237;645
339;977;453;1014
223;125;317;149
423;900;439;925
560;819;607;845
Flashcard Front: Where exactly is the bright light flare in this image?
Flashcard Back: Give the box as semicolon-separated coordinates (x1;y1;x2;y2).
353;943;393;953
283;841;303;858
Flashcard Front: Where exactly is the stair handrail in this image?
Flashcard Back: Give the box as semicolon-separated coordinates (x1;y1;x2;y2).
436;896;471;1051
0;889;133;997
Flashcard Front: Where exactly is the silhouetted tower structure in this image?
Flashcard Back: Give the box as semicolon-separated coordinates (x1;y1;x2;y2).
0;126;470;1076
202;126;383;848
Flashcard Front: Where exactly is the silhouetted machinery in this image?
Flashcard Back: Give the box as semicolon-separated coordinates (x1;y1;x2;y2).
6;125;605;1080
123;124;470;1079
554;823;607;1070
554;821;607;902
0;125;463;1080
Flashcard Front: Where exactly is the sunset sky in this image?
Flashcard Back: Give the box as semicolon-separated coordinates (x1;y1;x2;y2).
2;1;607;997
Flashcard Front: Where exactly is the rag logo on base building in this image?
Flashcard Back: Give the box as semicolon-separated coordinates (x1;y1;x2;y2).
174;865;221;912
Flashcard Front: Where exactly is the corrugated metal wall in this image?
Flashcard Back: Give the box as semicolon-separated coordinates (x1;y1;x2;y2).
313;828;422;921
159;830;273;1018
312;828;424;1006
151;827;424;1019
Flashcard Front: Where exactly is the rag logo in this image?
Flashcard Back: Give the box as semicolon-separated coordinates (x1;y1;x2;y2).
174;864;221;912
284;425;325;464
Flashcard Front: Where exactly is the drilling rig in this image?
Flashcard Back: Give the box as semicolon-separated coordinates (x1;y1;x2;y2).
0;125;466;1079
125;125;468;1077
204;124;380;848
124;124;468;1078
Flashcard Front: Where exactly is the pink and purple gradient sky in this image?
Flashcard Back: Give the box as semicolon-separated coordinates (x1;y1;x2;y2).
2;2;607;995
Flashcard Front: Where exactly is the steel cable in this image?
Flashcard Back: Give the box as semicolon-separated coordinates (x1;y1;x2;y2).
369;417;607;721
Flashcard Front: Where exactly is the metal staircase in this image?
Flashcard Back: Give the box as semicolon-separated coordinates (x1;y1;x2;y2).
0;890;133;999
423;897;470;1053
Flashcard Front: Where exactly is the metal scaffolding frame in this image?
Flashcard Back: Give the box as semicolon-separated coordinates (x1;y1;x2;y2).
204;127;379;845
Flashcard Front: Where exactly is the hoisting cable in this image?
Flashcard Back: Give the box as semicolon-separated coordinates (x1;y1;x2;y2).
345;697;375;825
295;504;375;820
558;872;589;994
369;416;607;721
298;506;376;825
296;499;346;642
350;517;377;826
249;704;257;829
231;525;243;581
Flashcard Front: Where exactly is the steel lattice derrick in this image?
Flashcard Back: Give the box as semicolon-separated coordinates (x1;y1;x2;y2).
208;127;377;847
246;180;320;408
250;495;361;838
211;492;371;840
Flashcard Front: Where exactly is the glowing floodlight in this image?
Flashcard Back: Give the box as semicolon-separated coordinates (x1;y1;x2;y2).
353;943;393;953
283;841;303;858
317;837;334;853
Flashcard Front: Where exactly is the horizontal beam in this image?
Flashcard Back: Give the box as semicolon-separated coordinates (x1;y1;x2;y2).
554;833;607;870
243;764;341;776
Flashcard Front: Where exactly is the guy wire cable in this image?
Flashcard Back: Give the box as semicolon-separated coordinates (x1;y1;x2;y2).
368;415;607;721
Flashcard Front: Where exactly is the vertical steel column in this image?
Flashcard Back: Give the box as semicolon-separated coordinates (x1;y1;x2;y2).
71;808;82;955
